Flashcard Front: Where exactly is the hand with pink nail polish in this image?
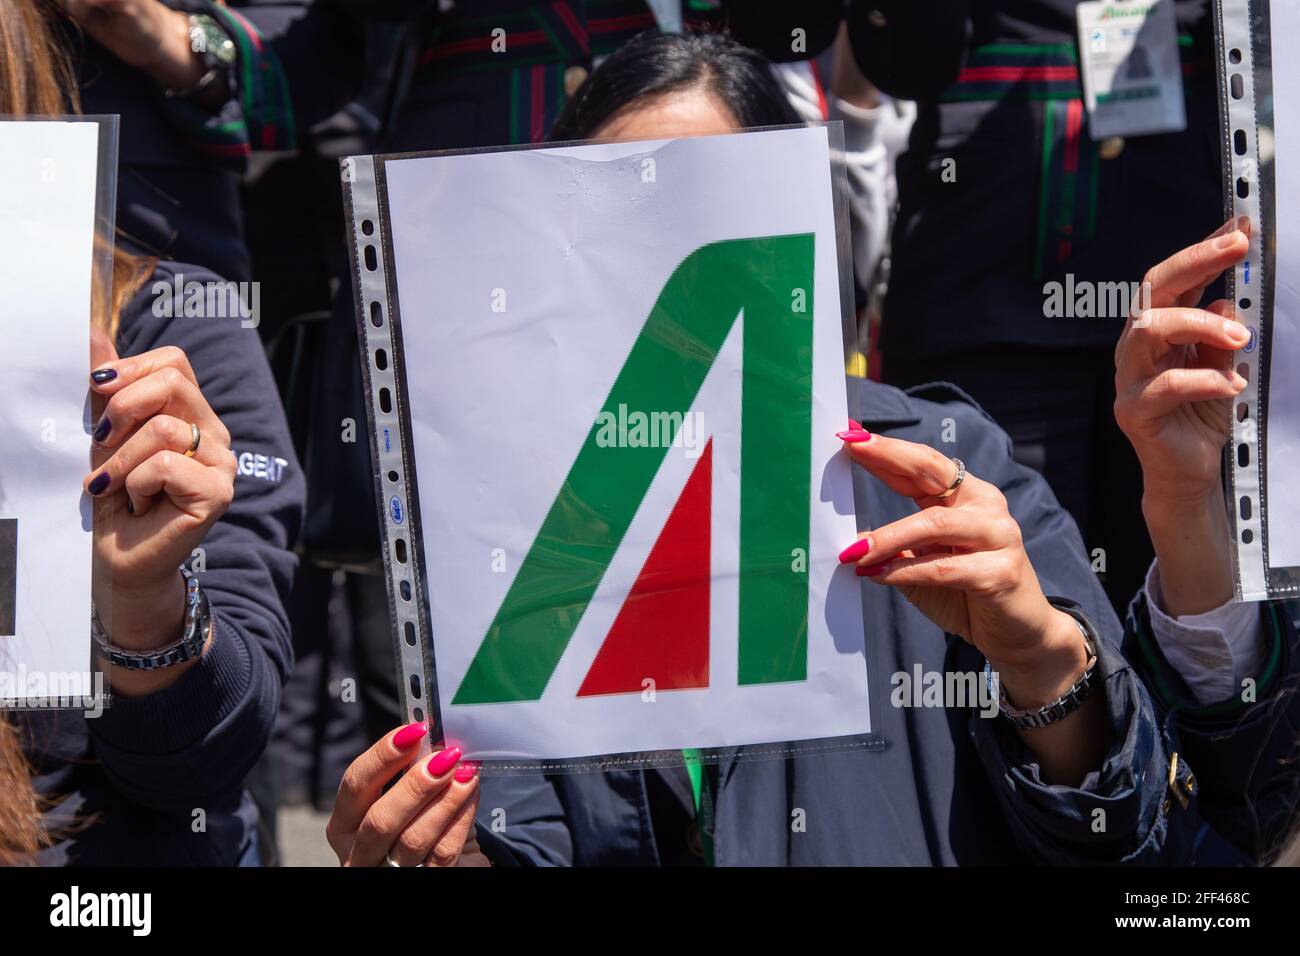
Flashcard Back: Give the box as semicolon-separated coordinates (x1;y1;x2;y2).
326;725;484;867
838;431;1086;717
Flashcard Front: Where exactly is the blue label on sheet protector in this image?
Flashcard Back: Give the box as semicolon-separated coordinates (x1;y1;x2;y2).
390;496;404;524
384;428;392;452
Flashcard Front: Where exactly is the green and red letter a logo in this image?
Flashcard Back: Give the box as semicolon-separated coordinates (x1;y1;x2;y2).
453;234;815;704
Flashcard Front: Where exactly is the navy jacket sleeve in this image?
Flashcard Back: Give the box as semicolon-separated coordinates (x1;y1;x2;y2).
1125;595;1300;862
905;384;1194;864
84;263;304;811
231;0;368;134
158;0;390;165
474;773;574;867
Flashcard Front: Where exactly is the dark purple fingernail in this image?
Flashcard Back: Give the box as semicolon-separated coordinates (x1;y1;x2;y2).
88;473;110;496
92;417;111;443
90;368;117;385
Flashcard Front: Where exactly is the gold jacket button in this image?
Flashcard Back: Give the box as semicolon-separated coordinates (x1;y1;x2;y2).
564;65;589;97
1099;136;1125;160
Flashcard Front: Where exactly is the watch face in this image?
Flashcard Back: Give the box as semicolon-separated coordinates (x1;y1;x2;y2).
191;15;237;65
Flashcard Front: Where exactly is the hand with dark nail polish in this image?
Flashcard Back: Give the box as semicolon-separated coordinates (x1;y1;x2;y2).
83;340;238;668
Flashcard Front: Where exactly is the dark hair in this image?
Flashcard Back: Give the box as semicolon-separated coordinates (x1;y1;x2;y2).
550;30;802;141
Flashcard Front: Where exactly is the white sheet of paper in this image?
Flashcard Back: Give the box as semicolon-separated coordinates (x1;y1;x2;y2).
1264;3;1300;569
383;126;871;761
0;121;98;703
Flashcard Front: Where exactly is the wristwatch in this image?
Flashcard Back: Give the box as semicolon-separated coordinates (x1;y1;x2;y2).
164;12;237;101
983;603;1099;730
92;568;213;671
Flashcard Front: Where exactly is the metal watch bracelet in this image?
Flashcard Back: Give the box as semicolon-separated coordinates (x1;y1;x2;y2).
91;569;212;671
983;604;1099;730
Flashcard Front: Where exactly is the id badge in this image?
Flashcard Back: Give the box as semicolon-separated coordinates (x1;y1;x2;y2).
1077;0;1187;140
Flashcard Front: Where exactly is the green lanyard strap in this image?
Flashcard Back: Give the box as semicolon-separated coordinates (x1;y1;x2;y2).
680;748;715;866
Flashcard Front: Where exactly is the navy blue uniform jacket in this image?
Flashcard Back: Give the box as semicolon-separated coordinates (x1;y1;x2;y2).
472;379;1297;865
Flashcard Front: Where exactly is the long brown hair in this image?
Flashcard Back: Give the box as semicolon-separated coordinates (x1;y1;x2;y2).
1;0;152;334
0;0;150;864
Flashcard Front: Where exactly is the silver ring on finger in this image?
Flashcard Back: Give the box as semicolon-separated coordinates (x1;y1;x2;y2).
384;853;423;867
936;457;965;499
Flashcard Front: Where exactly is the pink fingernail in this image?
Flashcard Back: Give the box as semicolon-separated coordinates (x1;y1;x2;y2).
849;418;863;431
454;762;480;783
856;563;889;577
836;429;872;443
392;722;426;750
427;746;462;777
838;538;872;563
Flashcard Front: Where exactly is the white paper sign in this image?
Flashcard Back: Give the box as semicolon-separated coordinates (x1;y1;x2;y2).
381;126;871;761
1262;2;1300;572
0;121;98;704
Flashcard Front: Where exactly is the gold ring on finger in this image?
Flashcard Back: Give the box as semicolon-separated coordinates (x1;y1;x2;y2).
184;422;201;458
